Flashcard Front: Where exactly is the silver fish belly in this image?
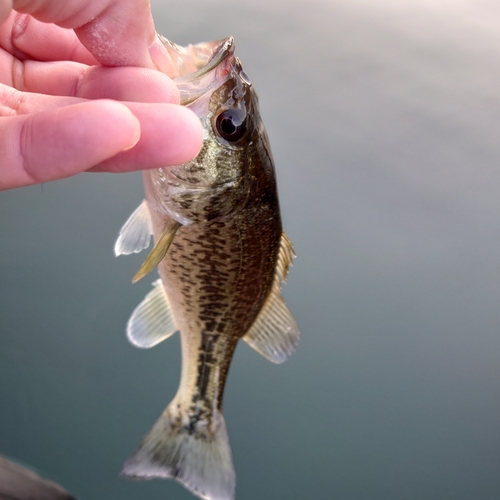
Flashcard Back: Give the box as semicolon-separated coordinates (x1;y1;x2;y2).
114;37;299;500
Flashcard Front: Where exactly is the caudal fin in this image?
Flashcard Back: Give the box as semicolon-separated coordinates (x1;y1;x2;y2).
121;406;235;500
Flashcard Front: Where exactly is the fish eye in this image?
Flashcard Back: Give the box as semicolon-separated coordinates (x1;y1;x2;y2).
214;108;247;143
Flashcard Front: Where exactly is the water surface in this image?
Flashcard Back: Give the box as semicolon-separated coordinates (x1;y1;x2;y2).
2;1;500;498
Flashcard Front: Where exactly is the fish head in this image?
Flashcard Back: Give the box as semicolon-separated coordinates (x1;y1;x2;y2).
145;37;276;226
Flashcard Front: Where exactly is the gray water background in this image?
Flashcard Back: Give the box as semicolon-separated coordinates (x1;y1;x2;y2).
2;0;500;498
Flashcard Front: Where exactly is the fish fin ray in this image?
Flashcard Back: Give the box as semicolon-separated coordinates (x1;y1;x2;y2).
132;220;181;284
275;231;295;284
243;232;299;363
127;279;177;348
243;286;299;364
114;200;153;256
122;406;235;500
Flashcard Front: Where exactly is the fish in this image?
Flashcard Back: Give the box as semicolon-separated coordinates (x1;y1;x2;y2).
114;36;299;500
0;455;77;500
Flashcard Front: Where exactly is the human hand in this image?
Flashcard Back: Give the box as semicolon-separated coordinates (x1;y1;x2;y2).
0;0;204;191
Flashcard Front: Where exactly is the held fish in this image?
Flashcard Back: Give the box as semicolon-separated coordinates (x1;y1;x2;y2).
115;36;299;500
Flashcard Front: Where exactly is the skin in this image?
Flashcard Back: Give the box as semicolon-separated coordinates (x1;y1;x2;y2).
0;0;204;191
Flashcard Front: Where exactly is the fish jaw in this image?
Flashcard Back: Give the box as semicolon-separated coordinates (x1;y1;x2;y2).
158;36;233;80
159;36;236;107
150;35;273;228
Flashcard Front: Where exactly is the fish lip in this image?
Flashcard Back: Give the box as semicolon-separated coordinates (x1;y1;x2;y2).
175;37;234;84
175;37;235;106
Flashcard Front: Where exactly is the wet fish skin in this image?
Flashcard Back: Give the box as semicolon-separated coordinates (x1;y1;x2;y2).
116;36;299;500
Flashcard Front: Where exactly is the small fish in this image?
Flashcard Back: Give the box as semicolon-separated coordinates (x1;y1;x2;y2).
0;455;77;500
115;36;299;500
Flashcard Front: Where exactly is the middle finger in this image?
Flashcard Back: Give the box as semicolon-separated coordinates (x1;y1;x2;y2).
0;55;180;104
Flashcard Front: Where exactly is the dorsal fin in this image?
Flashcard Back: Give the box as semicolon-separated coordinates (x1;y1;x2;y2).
127;279;178;348
114;201;153;256
243;232;299;364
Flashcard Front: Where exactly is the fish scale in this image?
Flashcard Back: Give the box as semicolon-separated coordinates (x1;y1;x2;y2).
115;36;299;500
163;213;280;409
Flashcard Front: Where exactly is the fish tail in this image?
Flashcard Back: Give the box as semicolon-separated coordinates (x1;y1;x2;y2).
121;403;235;500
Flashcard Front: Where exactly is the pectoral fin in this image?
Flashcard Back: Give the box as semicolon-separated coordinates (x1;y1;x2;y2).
132;221;181;284
127;279;177;348
114;201;153;256
243;232;300;363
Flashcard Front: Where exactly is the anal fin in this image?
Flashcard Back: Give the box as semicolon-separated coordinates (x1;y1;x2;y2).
127;279;177;348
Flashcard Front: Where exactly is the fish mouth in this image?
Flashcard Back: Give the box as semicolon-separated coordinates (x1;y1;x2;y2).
175;38;234;83
159;36;236;106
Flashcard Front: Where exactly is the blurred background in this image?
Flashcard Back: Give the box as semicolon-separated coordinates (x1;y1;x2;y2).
2;0;500;498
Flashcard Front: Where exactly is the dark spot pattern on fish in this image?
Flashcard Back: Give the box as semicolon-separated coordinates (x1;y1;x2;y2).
121;37;296;500
158;200;280;410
